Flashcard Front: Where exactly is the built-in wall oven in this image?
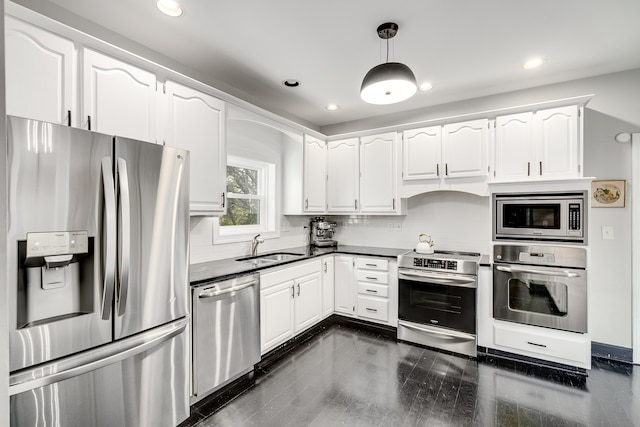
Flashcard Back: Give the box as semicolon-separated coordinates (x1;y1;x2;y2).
493;244;587;333
398;251;480;357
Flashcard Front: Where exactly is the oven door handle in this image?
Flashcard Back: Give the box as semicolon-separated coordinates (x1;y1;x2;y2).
398;320;475;341
399;271;477;288
495;265;580;278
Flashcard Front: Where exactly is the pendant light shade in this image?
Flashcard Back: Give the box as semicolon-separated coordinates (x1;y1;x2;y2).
361;22;417;105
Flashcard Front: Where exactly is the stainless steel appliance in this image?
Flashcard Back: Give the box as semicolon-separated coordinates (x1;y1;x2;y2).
192;274;260;402
398;250;480;357
493;244;587;333
6;116;190;426
309;216;337;247
494;192;586;244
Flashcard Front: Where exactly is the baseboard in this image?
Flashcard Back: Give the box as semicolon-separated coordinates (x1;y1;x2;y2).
591;341;633;363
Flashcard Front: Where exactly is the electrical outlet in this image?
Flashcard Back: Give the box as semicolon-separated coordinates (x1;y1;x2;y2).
601;226;614;240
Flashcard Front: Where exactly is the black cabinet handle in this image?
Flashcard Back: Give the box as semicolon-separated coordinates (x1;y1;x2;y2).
87;115;92;131
221;193;226;208
67;110;72;127
527;341;547;348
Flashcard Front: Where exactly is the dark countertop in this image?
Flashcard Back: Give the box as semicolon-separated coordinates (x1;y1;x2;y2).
189;245;409;286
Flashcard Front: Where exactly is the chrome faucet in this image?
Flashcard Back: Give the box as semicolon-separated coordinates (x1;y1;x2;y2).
251;234;264;256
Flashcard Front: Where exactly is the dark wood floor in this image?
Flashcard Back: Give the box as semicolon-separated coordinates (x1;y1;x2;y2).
184;323;639;427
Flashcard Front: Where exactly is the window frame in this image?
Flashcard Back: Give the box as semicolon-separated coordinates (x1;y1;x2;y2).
213;156;277;243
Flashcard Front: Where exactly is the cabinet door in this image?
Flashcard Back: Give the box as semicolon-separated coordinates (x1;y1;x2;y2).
442;119;488;178
294;272;322;333
402;126;441;180
535;105;579;179
164;81;226;214
360;132;398;212
260;281;295;353
334;255;355;315
494;112;535;181
322;257;335;318
303;135;327;212
5;17;76;126
327;138;359;212
82;48;156;142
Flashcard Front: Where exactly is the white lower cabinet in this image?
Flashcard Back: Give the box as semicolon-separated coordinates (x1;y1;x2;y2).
334;255;356;316
334;255;397;326
260;260;322;354
321;256;335;318
492;320;591;369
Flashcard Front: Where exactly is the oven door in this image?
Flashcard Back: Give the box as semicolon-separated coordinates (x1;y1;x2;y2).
398;269;477;334
493;263;587;333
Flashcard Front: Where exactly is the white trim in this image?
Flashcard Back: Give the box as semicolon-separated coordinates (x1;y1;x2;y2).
632;133;640;364
213;156;278;244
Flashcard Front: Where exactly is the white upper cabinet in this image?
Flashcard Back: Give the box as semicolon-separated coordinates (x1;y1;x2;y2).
5;16;76;126
441;119;489;178
494;112;535;181
82;48;157;142
535;105;580;179
402;126;441;180
327;138;359;213
360;132;398;213
303;135;327;212
163;80;226;215
494;105;580;181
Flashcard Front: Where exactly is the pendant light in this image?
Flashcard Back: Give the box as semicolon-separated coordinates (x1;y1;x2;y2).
361;22;417;105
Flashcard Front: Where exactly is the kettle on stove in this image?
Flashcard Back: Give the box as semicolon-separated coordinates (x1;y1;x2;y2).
415;233;434;254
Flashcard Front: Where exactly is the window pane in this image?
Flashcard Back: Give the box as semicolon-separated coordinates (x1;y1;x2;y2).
226;165;258;195
219;199;260;226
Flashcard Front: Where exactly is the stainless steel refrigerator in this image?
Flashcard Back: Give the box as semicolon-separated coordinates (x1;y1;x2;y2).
6;116;190;427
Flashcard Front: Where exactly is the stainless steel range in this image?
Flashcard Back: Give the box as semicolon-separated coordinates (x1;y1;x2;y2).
398;250;480;357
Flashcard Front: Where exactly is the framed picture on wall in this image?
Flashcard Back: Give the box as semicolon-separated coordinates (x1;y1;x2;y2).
591;179;626;208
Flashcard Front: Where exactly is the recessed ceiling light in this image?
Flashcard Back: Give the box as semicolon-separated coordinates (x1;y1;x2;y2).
156;0;183;17
283;79;300;88
419;82;433;91
523;58;545;69
325;104;340;111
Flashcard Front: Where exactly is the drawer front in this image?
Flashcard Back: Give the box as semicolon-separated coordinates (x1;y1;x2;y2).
357;295;389;322
260;259;321;290
356;257;389;271
356;270;389;284
493;321;589;365
357;282;389;298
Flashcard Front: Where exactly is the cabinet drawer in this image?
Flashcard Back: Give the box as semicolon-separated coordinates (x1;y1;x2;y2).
356;295;388;322
260;259;320;290
356;257;389;271
356;270;389;284
493;321;589;366
357;282;389;298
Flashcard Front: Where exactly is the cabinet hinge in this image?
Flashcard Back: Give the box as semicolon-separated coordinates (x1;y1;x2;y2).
487;165;490;173
163;83;166;94
578;164;581;173
578;109;581;117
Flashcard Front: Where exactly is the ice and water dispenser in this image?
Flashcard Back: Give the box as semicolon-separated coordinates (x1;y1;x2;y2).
17;231;93;329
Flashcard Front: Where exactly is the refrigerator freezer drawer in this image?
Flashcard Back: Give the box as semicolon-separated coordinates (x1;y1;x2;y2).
9;319;189;427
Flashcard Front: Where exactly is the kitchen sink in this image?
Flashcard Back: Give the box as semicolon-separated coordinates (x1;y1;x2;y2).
236;252;306;264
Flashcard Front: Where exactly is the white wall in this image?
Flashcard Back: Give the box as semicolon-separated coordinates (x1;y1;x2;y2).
1;0;9;422
331;192;491;255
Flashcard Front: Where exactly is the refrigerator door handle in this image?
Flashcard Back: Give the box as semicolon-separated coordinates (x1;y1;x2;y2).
9;318;188;396
101;158;117;320
116;158;131;316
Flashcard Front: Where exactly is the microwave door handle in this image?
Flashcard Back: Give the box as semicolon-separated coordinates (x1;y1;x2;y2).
495;265;580;278
116;158;131;316
100;158;117;320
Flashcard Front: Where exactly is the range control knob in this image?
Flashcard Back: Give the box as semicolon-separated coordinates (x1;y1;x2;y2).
496;254;502;260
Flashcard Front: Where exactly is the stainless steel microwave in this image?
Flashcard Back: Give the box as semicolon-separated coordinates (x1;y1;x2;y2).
493;192;587;244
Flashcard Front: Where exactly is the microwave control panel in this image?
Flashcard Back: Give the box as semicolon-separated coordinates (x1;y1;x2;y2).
568;203;581;230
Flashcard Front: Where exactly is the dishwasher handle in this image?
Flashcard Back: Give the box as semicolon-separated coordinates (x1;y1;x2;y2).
198;280;257;299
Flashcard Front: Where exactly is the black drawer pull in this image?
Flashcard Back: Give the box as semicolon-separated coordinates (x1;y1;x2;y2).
365;263;377;267
365;289;378;293
366;276;378;280
366;308;378;312
527;341;547;348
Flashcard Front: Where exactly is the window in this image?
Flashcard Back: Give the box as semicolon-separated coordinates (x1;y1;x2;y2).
214;156;276;242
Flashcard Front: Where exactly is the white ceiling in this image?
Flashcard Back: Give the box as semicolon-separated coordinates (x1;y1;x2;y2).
14;0;640;129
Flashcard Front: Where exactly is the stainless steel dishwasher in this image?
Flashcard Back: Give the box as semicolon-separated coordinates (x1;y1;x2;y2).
191;273;260;401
